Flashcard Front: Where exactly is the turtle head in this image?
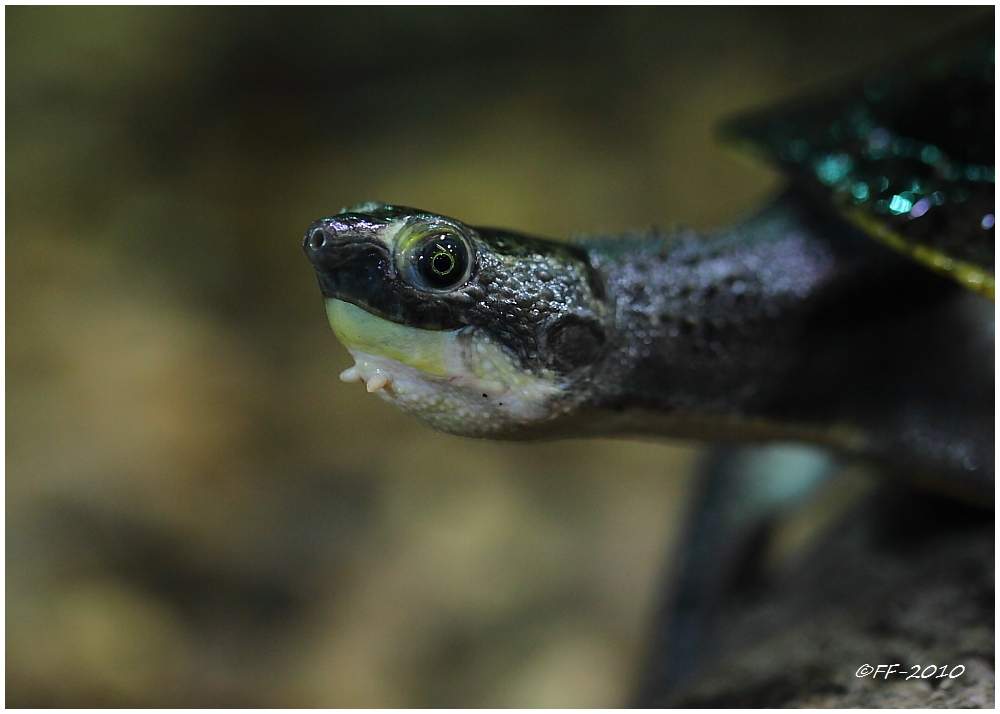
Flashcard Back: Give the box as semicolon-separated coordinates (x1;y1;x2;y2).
303;202;609;437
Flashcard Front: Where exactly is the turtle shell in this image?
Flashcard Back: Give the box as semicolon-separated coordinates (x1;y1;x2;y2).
723;22;995;299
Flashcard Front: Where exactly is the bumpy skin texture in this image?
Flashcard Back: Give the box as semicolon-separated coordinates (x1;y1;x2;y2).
305;204;608;373
581;192;838;422
304;191;993;501
577;189;993;501
304;22;993;500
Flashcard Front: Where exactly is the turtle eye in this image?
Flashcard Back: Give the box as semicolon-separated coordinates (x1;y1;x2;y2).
412;234;470;291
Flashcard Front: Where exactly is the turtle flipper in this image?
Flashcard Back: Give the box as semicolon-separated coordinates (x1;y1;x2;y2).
634;444;838;705
643;480;994;707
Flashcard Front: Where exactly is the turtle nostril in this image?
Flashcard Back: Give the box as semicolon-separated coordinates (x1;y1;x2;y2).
308;228;326;251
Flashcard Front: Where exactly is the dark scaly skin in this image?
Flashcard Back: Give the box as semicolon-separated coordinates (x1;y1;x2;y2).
305;204;606;364
304;23;993;502
575;188;993;502
304;191;994;503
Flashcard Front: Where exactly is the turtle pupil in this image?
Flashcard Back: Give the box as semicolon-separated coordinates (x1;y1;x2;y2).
417;236;468;289
432;251;454;275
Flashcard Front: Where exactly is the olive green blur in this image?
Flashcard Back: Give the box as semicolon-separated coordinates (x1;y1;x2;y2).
7;7;989;707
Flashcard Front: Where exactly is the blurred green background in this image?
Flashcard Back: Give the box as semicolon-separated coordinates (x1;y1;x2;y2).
7;7;988;707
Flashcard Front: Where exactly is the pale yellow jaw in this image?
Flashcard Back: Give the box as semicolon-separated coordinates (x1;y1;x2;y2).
324;299;569;436
326;297;459;379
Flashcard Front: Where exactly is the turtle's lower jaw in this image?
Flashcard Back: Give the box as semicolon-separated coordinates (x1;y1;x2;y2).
325;299;573;437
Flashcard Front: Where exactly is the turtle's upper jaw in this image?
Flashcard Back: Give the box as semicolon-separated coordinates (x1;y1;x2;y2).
304;206;431;328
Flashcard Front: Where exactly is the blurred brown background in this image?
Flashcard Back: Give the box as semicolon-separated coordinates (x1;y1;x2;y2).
7;7;989;707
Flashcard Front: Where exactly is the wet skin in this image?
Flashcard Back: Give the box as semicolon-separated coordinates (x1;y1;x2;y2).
304;23;994;503
304;193;994;502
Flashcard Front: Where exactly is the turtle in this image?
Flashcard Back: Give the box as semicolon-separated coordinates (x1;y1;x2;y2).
302;22;993;704
302;23;993;502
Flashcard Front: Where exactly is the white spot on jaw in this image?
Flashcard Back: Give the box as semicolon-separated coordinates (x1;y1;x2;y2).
365;371;391;393
337;345;572;437
324;298;576;437
341;363;392;392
